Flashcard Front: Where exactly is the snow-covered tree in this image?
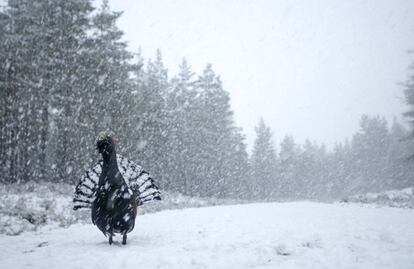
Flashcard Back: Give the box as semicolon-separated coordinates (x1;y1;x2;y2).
192;64;248;198
164;58;196;194
277;135;300;199
387;119;414;189
404;55;414;133
350;115;391;193
133;50;170;188
80;0;136;162
296;140;327;199
328;140;353;198
250;118;277;200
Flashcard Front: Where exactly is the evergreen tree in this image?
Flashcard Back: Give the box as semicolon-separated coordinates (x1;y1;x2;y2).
350;115;391;193
404;55;414;132
250;118;277;200
165;58;196;194
191;64;245;197
45;0;95;182
77;0;135;169
0;0;61;182
387;119;414;188
277;135;299;199
296;140;327;199
403;54;414;186
0;0;137;184
328;140;353;198
0;1;22;182
135;50;169;188
0;7;7;182
225;128;250;199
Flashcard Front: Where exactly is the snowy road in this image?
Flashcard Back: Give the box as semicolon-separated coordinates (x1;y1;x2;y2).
1;202;413;269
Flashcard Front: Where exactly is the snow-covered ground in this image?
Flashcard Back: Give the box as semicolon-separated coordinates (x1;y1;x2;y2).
1;202;413;269
343;187;414;209
0;182;244;235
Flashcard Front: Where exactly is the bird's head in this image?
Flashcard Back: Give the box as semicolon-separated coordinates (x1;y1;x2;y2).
96;131;116;157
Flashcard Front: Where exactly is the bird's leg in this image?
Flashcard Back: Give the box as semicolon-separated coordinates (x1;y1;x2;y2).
108;234;113;245
122;232;127;245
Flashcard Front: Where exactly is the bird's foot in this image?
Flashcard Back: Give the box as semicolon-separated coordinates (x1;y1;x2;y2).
108;235;113;245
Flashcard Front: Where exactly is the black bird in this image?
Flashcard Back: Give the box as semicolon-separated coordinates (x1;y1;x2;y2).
73;132;161;245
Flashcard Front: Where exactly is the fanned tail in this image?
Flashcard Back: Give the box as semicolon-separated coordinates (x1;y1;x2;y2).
73;161;102;210
73;155;161;211
117;156;162;206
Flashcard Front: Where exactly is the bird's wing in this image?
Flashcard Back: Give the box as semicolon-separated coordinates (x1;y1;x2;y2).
73;160;102;210
117;155;162;206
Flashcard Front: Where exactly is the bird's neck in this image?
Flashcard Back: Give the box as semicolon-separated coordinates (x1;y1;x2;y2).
99;150;121;187
102;150;116;165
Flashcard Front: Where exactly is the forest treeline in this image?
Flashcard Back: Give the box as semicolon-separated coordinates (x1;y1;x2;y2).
1;0;413;201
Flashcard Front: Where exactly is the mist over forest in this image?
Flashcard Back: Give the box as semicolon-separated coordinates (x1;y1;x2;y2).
1;0;413;202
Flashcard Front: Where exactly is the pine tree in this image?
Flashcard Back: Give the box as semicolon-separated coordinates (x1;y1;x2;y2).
76;0;135;170
134;50;170;188
0;0;53;182
329;140;353;198
250;118;277;200
296;140;327;199
224;128;249;199
387;119;413;188
0;2;21;182
277;135;299;199
191;64;245;197
0;0;137;183
404;55;414;131
164;58;196;194
0;7;7;182
42;0;95;182
350;115;391;193
403;54;414;182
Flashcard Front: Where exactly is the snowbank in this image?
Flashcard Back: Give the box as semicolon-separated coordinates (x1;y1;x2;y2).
342;187;414;208
0;183;76;235
0;182;243;235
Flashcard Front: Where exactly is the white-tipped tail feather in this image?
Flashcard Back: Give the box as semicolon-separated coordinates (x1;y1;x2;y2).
73;155;161;210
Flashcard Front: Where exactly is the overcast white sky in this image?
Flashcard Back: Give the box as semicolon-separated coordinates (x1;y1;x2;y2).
107;0;414;150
